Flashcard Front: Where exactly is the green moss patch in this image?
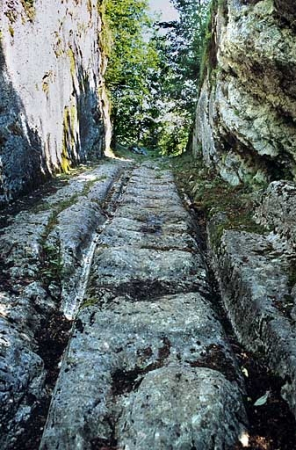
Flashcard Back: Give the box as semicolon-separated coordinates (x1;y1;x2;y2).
80;297;99;309
172;152;267;247
21;0;36;21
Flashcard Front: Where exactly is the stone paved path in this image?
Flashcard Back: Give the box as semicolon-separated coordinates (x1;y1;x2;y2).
39;162;247;449
2;159;296;449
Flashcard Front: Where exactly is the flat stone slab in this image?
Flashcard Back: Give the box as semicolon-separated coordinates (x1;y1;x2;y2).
40;293;247;450
123;185;182;201
129;167;174;184
119;191;184;208
115;203;191;224
117;366;246;450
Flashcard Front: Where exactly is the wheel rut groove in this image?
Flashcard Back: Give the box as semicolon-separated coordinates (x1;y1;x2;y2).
0;162;128;449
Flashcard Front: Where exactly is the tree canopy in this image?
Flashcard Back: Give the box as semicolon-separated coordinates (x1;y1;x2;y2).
101;0;210;155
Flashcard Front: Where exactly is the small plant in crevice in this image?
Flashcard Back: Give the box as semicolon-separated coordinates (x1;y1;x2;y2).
41;242;63;288
80;297;99;309
87;0;93;16
5;9;18;24
8;25;15;38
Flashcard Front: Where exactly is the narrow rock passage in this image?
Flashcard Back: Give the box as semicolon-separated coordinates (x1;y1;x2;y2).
40;162;248;450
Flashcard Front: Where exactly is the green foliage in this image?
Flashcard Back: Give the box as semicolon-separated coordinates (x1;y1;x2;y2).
100;0;159;146
157;113;191;156
170;0;210;82
102;0;153;87
100;0;211;155
145;0;210;155
160;0;210;112
41;243;63;284
199;0;221;85
98;0;113;57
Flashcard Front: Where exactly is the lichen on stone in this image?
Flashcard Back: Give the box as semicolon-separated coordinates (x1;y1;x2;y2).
193;0;296;186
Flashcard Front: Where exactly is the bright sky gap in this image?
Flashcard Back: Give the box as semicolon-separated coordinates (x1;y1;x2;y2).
148;0;179;21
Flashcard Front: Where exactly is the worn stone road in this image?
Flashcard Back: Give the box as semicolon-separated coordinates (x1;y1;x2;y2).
38;162;247;449
0;159;268;449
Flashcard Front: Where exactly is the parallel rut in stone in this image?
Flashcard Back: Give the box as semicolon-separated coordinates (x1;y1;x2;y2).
40;162;248;450
0;161;127;449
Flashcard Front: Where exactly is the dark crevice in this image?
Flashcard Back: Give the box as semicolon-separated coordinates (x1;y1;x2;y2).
274;0;296;30
111;338;171;397
12;311;73;450
111;368;145;397
89;279;210;303
90;436;118;450
218;127;295;182
188;343;238;383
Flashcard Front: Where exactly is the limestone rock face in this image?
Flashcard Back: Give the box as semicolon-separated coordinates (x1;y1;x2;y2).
0;0;109;205
255;180;296;249
193;0;296;185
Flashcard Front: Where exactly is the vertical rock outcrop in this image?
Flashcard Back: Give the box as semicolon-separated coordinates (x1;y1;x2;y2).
193;0;296;186
192;0;296;423
0;0;110;205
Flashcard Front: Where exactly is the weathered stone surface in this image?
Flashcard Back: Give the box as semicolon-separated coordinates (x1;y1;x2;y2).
0;162;121;448
193;0;296;184
255;180;296;249
0;0;110;205
41;294;246;450
89;166;208;297
208;223;296;416
117;367;246;450
90;246;208;297
100;217;198;251
116;171;194;225
0;312;45;436
41;163;247;450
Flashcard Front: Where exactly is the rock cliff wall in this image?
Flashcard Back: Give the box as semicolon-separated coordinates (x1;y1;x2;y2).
193;0;296;186
191;0;296;424
0;0;110;205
